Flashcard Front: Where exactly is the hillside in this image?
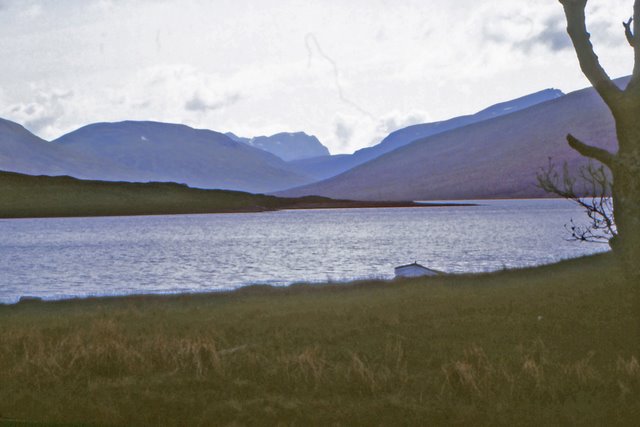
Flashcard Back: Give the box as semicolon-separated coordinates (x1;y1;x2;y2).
226;131;330;161
288;89;564;181
0;170;422;218
53;121;314;193
279;81;622;201
0;117;126;179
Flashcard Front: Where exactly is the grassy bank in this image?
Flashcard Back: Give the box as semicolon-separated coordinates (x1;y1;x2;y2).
1;254;638;426
0;170;432;218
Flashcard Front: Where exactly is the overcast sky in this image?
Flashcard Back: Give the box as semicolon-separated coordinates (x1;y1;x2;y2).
0;0;634;154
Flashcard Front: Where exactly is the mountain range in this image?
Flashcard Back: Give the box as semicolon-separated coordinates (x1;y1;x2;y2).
288;88;564;181
0;117;129;179
1;121;335;194
52;121;316;193
0;80;621;200
278;80;624;200
0;120;317;194
225;131;330;161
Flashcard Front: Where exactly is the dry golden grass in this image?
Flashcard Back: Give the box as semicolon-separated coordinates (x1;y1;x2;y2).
1;253;638;426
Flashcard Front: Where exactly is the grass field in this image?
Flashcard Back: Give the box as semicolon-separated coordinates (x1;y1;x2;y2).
1;253;638;426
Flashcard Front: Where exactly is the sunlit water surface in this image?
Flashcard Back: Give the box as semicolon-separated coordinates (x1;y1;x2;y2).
0;199;608;303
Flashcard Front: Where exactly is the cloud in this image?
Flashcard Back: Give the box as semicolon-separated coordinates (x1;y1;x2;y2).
482;4;625;54
92;0;116;12
331;109;432;153
1;0;632;152
184;92;241;112
478;3;574;55
21;3;43;18
334;118;353;148
98;64;245;121
2;87;73;137
588;19;626;47
0;1;46;17
1;64;255;140
481;10;535;45
380;111;430;135
305;33;377;121
516;16;572;52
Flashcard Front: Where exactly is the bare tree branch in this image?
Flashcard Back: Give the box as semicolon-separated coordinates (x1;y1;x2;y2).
559;0;623;106
555;0;640;273
624;18;635;47
566;134;617;168
537;159;616;244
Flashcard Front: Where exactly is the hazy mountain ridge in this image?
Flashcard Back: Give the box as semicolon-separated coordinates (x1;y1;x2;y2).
288;88;564;181
226;131;330;161
0;117;130;179
352;88;565;160
51;121;314;193
278;81;624;201
1;83;615;201
1;119;318;193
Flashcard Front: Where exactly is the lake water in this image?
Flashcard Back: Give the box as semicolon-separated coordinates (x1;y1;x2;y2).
0;199;608;303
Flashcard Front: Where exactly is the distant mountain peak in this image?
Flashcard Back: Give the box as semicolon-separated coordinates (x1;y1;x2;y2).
48;120;314;193
226;131;330;161
477;88;564;117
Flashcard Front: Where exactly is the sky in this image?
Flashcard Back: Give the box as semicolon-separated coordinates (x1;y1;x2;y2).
0;0;634;154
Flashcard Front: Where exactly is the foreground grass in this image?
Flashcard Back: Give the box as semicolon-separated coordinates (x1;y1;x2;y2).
1;254;638;426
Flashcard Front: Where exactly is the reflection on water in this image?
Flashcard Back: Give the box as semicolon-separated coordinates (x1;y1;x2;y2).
0;199;608;303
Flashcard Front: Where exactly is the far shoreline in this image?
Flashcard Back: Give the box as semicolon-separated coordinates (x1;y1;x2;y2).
0;170;476;220
0;201;477;220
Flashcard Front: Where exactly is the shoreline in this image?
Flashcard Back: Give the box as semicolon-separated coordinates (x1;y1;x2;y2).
1;253;608;307
0;170;476;220
0;200;477;220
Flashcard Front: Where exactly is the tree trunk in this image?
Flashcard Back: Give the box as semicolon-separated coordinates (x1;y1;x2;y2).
611;105;640;279
559;0;640;280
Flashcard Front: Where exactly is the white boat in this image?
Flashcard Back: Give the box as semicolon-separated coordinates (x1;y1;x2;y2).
394;262;442;278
